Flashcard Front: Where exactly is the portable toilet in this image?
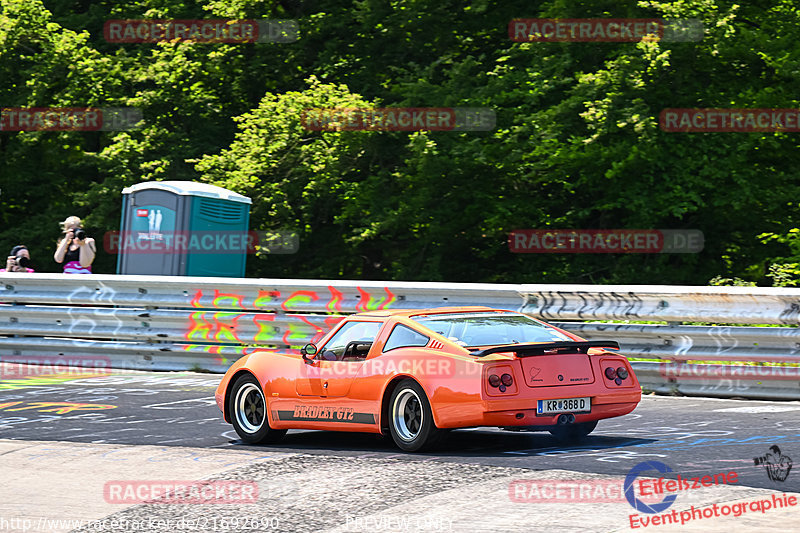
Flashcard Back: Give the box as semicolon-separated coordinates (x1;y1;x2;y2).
116;181;252;277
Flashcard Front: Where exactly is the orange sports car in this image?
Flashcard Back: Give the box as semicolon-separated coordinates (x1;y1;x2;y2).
215;307;641;452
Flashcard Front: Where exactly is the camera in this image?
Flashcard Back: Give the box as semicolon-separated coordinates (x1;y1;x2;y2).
753;445;792;482
754;445;783;466
73;228;86;240
7;255;31;269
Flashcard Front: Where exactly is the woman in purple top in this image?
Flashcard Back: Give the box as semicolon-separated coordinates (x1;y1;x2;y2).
54;216;96;274
1;245;34;273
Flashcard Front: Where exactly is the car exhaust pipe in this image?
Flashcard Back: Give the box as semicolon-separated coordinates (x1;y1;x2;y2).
556;414;576;425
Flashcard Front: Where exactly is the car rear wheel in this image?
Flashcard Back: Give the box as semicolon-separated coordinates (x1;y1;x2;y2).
388;379;444;452
229;374;287;444
549;420;598;443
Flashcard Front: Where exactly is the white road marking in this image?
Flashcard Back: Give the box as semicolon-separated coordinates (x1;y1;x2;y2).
713;405;800;413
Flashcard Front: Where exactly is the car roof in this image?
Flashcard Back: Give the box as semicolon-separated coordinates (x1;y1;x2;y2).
354;306;515;318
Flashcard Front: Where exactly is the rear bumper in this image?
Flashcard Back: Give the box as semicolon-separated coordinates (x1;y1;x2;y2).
479;400;639;428
433;388;640;429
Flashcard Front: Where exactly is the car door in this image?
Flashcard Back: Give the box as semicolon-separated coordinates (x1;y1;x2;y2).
296;320;384;397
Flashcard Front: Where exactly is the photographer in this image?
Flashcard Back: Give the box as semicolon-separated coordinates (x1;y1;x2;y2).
1;245;34;273
54;216;96;274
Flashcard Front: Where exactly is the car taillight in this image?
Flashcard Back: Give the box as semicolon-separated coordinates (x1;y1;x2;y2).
486;367;517;395
603;363;630;386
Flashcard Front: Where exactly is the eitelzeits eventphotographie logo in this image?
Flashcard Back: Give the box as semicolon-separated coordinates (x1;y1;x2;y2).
754;445;792;482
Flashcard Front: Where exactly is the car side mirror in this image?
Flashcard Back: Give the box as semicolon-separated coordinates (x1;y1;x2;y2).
301;343;318;364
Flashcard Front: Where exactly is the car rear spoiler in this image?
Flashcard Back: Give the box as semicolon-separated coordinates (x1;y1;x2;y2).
470;341;620;358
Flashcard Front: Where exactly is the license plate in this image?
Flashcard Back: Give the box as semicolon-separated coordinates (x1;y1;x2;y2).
537;397;591;414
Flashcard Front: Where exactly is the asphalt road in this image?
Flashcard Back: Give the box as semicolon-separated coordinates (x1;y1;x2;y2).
1;369;798;493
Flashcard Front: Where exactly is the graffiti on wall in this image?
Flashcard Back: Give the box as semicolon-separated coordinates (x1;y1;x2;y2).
7;281;400;369
187;286;397;314
182;285;397;365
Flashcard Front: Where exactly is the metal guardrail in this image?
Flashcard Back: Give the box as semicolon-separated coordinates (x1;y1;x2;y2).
1;273;799;399
554;322;800;363
630;361;800;401
0;275;523;311
520;284;800;324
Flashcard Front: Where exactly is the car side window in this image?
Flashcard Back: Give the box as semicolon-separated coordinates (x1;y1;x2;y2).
319;321;382;361
383;324;429;352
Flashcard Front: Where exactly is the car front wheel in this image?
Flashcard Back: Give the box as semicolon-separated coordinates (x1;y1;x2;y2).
229;374;287;444
388;379;444;452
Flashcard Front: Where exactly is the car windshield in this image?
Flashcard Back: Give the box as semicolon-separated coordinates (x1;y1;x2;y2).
411;312;572;347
